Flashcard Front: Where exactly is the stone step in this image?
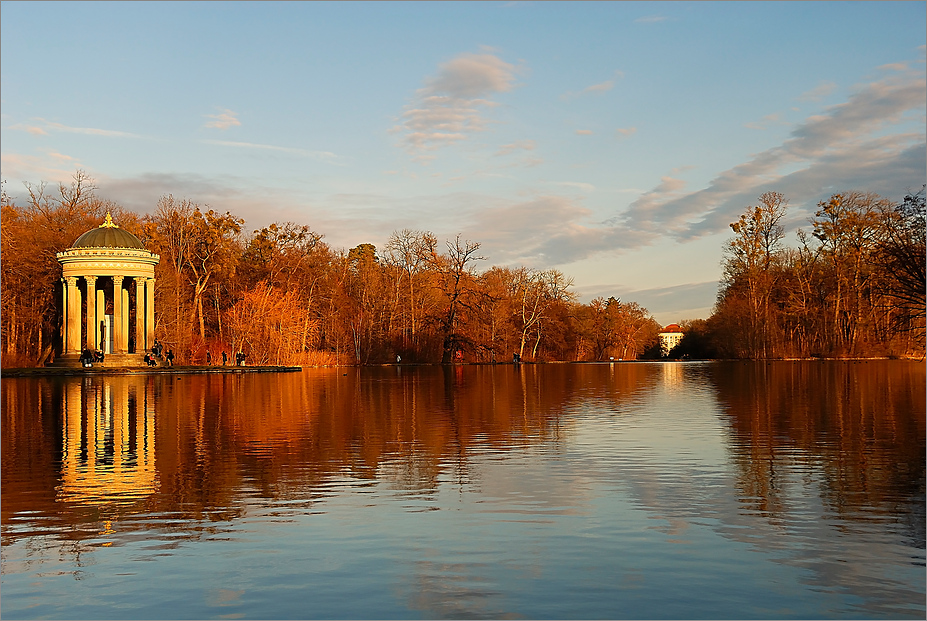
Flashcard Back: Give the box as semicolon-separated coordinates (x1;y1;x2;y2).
48;353;149;368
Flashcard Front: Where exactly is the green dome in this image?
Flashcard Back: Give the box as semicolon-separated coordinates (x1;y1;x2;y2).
72;214;145;249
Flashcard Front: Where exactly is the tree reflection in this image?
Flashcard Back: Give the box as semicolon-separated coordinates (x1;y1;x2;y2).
710;360;926;548
1;363;924;618
1;365;657;537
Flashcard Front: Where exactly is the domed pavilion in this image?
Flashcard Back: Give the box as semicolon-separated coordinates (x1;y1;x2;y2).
55;212;159;366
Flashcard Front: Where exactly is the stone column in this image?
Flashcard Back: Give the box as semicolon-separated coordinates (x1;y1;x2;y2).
113;275;125;353
96;284;106;351
145;278;155;350
122;285;130;352
65;277;80;353
86;276;97;350
60;279;68;352
135;279;145;352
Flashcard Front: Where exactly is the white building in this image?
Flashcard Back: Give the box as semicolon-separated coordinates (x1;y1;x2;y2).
658;324;684;357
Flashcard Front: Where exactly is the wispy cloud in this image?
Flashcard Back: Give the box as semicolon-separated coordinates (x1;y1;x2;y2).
11;118;142;138
495;140;536;156
445;68;923;269
576;280;719;323
616;127;637;138
575;129;593;135
202;139;346;164
204;108;241;130
878;62;908;73
9;123;48;136
550;181;595;193
395;51;519;157
46;150;77;162
464;195;598;264
0;152;86;187
618;70;926;240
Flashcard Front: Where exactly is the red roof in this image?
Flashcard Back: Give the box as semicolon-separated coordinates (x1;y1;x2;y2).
662;324;682;332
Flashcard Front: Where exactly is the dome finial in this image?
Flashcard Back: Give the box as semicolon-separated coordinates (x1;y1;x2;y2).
100;211;119;229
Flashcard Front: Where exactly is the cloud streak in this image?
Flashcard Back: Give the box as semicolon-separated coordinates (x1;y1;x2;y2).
202;139;346;164
10;124;48;136
617;70;926;241
11;118;142;138
495;140;536;157
395;51;518;156
561;73;622;100
463;69;925;269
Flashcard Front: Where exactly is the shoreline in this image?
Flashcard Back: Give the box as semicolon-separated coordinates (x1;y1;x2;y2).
2;357;923;378
0;365;303;378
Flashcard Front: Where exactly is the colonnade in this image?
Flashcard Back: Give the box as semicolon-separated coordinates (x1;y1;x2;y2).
61;275;156;354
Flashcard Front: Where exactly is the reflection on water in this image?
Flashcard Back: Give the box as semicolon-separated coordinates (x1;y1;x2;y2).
2;362;924;619
59;379;157;506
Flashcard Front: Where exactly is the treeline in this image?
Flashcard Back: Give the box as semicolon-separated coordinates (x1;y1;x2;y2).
3;173;922;365
673;189;926;360
1;172;662;366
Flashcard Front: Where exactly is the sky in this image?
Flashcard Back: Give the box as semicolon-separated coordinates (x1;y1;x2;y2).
2;1;925;324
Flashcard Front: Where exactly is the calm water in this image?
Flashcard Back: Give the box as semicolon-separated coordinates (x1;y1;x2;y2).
1;361;924;619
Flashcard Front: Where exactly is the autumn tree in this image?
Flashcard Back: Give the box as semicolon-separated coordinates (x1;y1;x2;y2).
576;297;659;361
225;284;310;365
429;236;484;363
469;266;516;362
807;192;892;354
384;229;438;351
235;222;332;361
509;268;575;360
718;192;788;358
0;171;108;365
875;187;926;350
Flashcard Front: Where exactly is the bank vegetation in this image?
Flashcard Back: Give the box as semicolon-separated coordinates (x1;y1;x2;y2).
1;173;662;366
2;173;923;366
673;188;925;360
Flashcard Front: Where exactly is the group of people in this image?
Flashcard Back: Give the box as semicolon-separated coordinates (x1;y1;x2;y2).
144;340;175;367
79;348;104;367
200;350;241;366
197;349;246;366
77;337;248;369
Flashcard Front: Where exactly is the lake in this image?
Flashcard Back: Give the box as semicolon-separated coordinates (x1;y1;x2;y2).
1;361;924;619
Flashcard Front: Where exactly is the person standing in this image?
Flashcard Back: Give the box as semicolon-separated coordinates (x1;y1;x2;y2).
206;350;212;366
222;351;228;366
166;349;175;367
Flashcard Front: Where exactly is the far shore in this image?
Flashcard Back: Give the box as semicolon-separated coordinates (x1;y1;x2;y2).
2;357;923;378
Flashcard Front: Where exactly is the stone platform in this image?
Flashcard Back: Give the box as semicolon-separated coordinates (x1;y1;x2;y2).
2;364;303;377
48;353;148;368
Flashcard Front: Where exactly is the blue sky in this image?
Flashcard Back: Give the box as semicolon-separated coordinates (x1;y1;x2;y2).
2;1;925;323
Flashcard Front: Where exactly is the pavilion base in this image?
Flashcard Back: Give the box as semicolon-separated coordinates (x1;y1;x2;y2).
48;353;148;369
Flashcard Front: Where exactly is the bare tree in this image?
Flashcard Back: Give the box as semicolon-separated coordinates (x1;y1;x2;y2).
431;235;484;363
